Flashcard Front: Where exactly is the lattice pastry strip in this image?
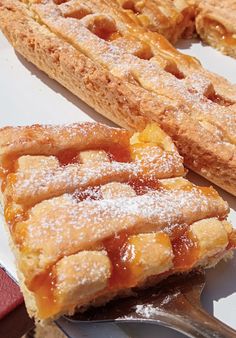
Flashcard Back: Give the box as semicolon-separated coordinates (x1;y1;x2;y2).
0;123;131;171
0;123;235;321
117;0;196;43
35;251;112;318
30;217;233;319
3;124;183;208
59;0;196;72
58;0;236;97
4;151;183;206
112;0;236;103
33;1;236;147
15;184;228;283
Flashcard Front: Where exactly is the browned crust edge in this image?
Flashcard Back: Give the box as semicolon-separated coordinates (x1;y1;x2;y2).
196;21;236;59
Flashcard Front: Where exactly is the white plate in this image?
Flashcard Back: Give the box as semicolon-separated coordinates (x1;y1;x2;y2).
0;31;235;338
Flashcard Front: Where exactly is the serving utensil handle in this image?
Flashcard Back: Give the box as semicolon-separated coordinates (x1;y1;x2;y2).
181;305;236;338
134;292;236;338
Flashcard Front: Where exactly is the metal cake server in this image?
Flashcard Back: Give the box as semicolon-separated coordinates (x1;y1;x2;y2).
61;270;236;338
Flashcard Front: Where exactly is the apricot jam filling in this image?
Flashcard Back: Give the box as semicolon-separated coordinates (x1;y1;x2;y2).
27;231;136;319
56;145;132;166
107;229;200;277
105;144;132;163
4;202;28;234
56;148;80;166
0;154;19;179
204;18;236;46
103;231;137;289
172;230;199;270
29;268;60;319
128;177;160;195
27;227;202;318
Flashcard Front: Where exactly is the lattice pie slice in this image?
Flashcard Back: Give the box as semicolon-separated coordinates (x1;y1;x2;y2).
0;122;235;320
194;0;236;59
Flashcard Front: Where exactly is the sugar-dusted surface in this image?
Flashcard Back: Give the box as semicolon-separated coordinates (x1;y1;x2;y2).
6;152;183;206
0;27;236;336
0;122;131;159
0;121;235;320
17;186;228;281
34;0;236;146
55;251;111;307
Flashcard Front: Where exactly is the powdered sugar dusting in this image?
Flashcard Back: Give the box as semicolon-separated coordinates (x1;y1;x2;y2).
19;187;227;275
135;304;162;319
55;251;110;297
9;150;183;205
0;122;130;159
33;1;236;145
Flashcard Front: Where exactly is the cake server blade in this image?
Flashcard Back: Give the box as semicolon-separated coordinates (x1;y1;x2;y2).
64;270;236;338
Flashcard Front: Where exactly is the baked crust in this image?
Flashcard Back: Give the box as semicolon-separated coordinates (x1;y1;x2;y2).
0;0;236;196
117;0;196;43
0;122;235;321
194;0;236;58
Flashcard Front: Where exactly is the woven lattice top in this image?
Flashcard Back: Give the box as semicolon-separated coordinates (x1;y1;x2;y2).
0;122;235;320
